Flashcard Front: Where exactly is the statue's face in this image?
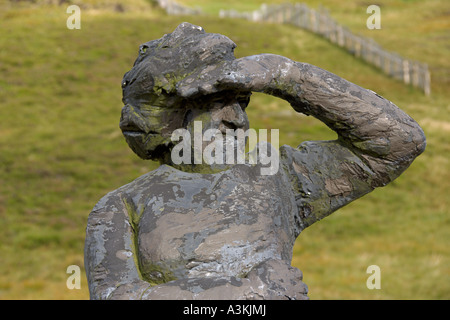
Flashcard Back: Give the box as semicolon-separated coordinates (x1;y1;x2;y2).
183;90;251;144
119;90;251;164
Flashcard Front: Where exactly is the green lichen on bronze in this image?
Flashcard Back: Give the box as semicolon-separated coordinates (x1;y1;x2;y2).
302;195;331;227
122;197;177;285
138;262;177;285
263;77;301;107
153;72;193;96
122;197;144;281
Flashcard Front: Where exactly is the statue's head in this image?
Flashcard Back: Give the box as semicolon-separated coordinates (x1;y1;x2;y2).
120;23;251;167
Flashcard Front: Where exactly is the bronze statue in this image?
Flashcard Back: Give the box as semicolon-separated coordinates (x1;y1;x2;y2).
85;23;426;299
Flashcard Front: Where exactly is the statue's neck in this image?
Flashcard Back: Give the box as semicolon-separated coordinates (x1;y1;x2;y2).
164;161;234;174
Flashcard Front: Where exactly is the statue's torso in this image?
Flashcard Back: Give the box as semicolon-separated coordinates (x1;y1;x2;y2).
121;164;298;284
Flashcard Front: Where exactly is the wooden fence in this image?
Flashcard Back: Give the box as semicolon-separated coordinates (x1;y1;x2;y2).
155;0;201;16
220;3;431;95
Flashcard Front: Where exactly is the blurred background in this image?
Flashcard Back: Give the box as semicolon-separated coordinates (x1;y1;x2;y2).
0;0;448;299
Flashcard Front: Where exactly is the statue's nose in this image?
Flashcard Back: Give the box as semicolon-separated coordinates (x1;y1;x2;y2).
120;105;151;134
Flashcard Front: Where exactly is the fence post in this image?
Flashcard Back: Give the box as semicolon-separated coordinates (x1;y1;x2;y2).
293;4;299;26
310;9;316;32
343;28;352;53
424;65;431;96
380;50;387;73
411;61;419;88
286;3;293;23
374;45;381;69
402;59;410;84
355;36;362;58
291;4;300;27
361;37;367;61
303;4;309;29
319;9;326;37
261;4;268;20
337;25;344;46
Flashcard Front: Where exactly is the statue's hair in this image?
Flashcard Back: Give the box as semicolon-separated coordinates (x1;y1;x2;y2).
122;23;237;106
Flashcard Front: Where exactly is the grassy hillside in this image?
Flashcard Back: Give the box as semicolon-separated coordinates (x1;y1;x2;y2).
0;0;448;299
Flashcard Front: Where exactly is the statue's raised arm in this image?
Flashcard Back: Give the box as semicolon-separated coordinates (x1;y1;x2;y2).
178;53;426;230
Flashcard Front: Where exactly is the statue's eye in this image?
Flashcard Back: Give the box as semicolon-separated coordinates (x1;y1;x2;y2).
238;96;250;109
213;98;226;105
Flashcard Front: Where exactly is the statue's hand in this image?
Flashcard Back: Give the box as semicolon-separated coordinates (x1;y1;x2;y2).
177;54;300;99
220;54;300;93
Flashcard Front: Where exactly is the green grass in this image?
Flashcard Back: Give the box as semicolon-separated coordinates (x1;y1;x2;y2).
0;0;448;299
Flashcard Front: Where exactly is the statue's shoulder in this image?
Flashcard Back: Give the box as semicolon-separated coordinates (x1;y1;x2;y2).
91;165;174;213
117;165;170;193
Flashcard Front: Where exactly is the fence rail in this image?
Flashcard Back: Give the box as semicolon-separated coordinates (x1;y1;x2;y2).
220;3;431;95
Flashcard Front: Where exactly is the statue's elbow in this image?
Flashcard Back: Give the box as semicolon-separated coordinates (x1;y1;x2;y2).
414;124;427;157
397;122;427;164
364;123;426;188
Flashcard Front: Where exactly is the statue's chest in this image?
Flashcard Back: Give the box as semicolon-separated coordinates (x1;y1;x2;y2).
140;171;276;227
126;165;297;281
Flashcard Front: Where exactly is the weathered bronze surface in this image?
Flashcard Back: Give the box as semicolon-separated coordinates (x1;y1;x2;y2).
85;23;426;299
